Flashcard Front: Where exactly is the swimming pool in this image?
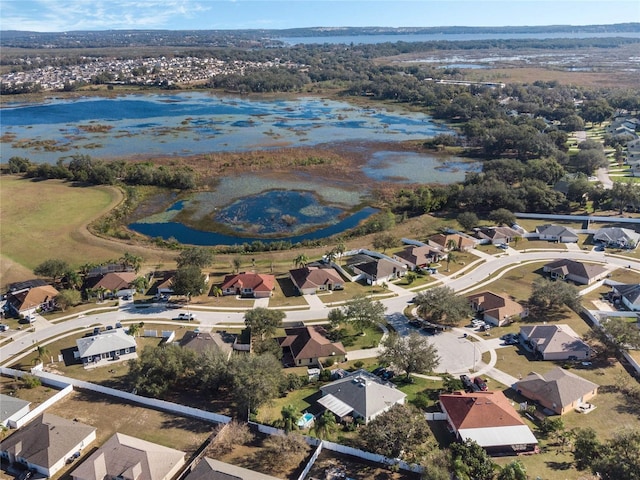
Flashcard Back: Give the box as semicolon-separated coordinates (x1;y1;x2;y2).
297;412;314;428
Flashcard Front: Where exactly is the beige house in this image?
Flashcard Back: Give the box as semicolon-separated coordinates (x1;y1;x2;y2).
542;259;608;285
520;324;592;361
515;367;598;415
0;413;96;477
278;326;346;367
467;291;527;326
71;433;185;480
393;245;443;270
289;265;344;295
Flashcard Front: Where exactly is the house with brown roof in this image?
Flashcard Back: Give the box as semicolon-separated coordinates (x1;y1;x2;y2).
70;433;185;480
392;245;443;270
84;271;138;297
467;291;527;326
474;226;522;245
520;324;592;361
289;265;344;295
515;367;599;415
439;391;538;455
0;413;96;477
318;370;406;424
5;284;59;317
428;233;476;252
279;326;346;367
542;259;608;285
220;272;276;298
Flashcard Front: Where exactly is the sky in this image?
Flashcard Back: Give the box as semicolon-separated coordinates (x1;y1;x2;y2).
1;0;639;32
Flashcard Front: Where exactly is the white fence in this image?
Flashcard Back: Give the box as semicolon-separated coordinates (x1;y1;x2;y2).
297;442;323;480
321;439;424;473
515;213;640;225
1;367;74;428
425;412;447;421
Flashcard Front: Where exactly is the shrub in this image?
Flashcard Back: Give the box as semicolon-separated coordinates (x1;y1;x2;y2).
353;360;364;369
22;374;41;389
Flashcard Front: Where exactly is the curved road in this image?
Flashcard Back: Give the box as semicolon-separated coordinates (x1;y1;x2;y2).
2;248;639;383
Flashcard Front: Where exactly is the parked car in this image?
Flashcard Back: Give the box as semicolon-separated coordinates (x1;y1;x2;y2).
460;375;475;391
0;324;9;332
473;377;488;391
177;313;196;321
93;327;102;335
115;322;122;329
372;367;386;376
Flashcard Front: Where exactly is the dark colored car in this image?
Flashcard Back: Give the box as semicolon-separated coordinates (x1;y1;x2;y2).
372;367;386;376
460;375;475;391
474;377;488;391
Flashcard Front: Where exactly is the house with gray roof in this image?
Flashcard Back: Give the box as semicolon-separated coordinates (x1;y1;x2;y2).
71;432;185;480
535;224;579;243
185;458;281;480
0;413;96;477
347;255;406;285
542;259;608;285
76;328;137;368
611;283;640;311
0;394;30;428
520;324;592;361
318;369;406;424
393;244;443;270
594;227;640;249
515;367;598;415
474;226;522;245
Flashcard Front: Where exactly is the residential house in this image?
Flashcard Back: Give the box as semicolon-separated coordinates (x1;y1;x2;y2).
179;330;234;357
5;284;59;317
70;432;185;480
474;226;522;245
542;259;608;285
155;271;175;295
439;391;538;455
605;117;639;137
0;413;96;477
84;271;138;298
0;394;30;428
515;367;599;415
185;458;281;480
289;265;344;295
279;326;346;367
520;324;592;361
347;254;406;285
627;138;640;162
220;272;276;298
318;369;406;424
76;328;137;367
594;227;640;249
428;233;476;252
611;283;640;311
6;279;49;293
535;225;579;243
467;291;527;326
393;245;443;270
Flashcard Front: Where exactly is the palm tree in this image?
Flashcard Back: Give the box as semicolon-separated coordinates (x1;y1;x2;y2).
232;257;242;273
120;252;143;273
34;344;51;365
313;411;337;440
293;253;309;269
335;241;346;264
446;251;457;272
446;238;458;252
324;249;337;265
131;276;149;294
64;269;82;290
280;404;299;433
211;286;223;298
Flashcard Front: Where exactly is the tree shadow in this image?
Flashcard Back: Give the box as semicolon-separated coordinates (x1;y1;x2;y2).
546;460;573;471
277;277;301;297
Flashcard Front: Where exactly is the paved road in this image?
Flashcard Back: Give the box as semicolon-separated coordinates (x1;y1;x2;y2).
2;248;639;383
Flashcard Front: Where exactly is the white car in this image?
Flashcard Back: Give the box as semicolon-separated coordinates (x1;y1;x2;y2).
177;313;196;321
576;403;596;414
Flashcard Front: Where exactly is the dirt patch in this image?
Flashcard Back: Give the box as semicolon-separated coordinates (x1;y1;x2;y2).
306;449;422;480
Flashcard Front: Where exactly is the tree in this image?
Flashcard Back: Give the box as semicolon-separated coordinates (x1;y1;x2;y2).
457;212;479;231
378;331;440;380
414;287;471;326
529;278;582;312
120;252;143;273
327;308;345;329
34;259;70;283
445;251;457;272
130;276;149;293
232;256;242;273
229;353;284;418
590;428;640;480
244;307;285;340
358;404;431;460
372;232;397;253
171;266;207;296
293;253;309;269
63;269;82;290
177;247;215;269
489;208;516;226
497;460;527;480
127;344;198;397
55;289;82;311
35;344;51;364
341;294;387;334
442;373;464;392
575;148;607;175
450;439;496;480
127;322;144;337
259;433;309;474
587;317;640;357
313;410;337;440
280;404;299;433
573;427;601;471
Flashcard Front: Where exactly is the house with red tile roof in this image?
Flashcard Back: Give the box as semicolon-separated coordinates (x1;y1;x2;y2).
439;391;538;455
289;265;344;295
278;326;346;367
221;272;275;298
467;291;527;326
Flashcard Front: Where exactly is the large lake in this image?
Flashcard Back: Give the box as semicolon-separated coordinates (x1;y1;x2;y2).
1;92;453;163
1;92;480;245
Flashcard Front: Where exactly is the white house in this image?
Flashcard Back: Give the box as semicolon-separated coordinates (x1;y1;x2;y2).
0;394;30;428
535;224;579;243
